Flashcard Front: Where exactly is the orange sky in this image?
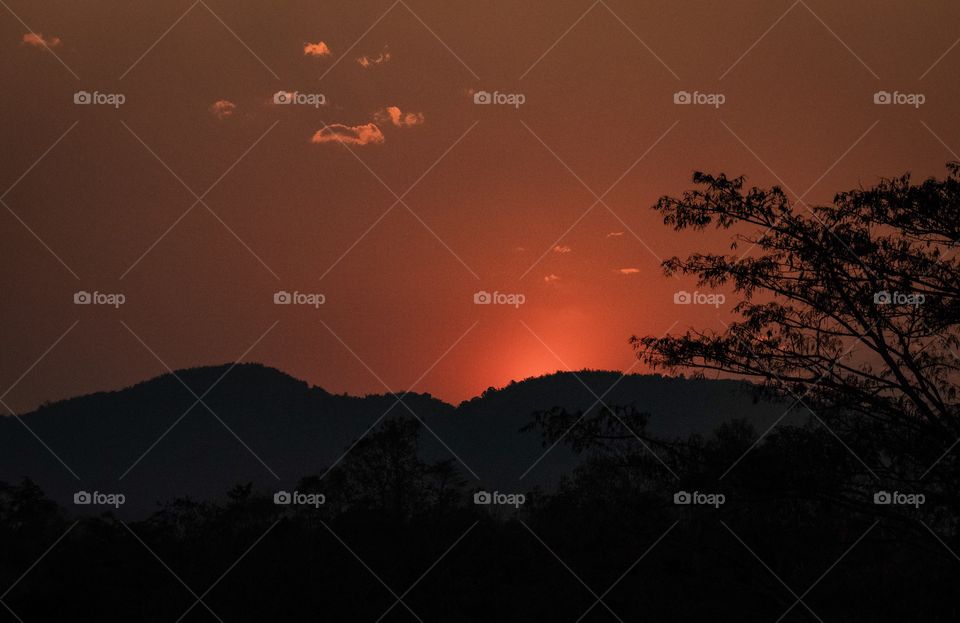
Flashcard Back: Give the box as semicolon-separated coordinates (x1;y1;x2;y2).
2;0;959;410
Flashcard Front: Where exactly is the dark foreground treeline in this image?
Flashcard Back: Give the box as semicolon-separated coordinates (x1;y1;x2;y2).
2;416;958;622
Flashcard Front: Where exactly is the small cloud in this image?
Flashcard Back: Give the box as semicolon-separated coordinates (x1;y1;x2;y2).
304;41;331;57
209;99;236;120
311;123;385;146
607;231;624;237
374;106;424;127
553;245;572;254
22;33;60;48
357;50;391;68
617;268;640;275
544;274;560;283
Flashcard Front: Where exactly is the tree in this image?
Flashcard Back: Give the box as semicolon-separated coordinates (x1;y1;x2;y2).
632;164;960;497
323;417;466;520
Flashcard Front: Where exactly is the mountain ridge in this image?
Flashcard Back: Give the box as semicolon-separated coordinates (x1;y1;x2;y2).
26;362;760;414
2;364;796;517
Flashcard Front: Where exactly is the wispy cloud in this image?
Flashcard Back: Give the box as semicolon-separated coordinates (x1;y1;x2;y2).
311;123;385;146
209;99;236;120
374;106;424;128
607;231;624;238
304;41;331;57
618;268;640;275
357;50;391;68
22;33;61;48
553;245;572;254
544;274;560;283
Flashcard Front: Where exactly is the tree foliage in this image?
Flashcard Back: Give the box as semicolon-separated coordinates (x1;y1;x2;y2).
632;164;960;489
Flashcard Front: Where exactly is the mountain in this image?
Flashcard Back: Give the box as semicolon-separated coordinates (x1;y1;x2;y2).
0;364;798;516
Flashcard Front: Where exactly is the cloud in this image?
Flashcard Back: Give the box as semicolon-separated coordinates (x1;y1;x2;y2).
607;231;624;237
544;274;560;283
357;51;391;68
22;33;60;48
374;106;425;128
311;123;385;146
209;99;236;120
304;41;331;57
618;268;640;274
552;245;572;254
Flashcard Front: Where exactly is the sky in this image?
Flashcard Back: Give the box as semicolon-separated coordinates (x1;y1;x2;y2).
1;0;959;411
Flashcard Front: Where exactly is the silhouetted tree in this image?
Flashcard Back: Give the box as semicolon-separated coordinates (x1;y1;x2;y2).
631;164;960;498
322;417;467;520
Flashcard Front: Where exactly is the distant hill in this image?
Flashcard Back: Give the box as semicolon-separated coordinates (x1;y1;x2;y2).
0;364;800;516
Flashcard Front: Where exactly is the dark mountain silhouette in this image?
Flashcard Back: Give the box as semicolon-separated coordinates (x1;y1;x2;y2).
0;364;798;517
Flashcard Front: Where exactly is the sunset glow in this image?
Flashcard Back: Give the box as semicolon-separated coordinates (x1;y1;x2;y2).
1;0;958;411
2;2;959;619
